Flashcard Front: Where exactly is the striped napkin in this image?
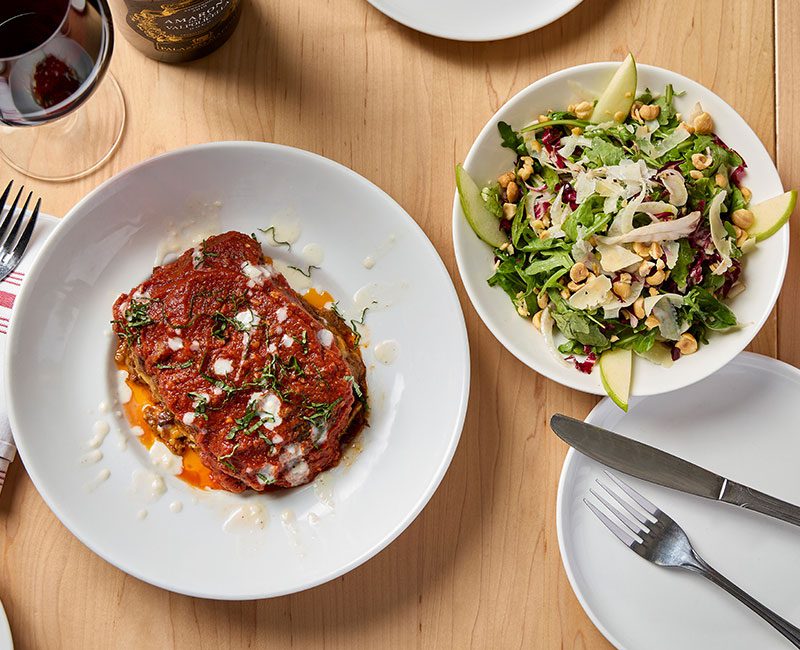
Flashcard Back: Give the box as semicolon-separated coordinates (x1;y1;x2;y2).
0;214;58;495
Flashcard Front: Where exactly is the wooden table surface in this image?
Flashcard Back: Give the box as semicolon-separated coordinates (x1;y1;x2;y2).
1;0;797;648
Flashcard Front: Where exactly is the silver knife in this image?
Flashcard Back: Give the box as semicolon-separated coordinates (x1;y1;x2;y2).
550;413;800;528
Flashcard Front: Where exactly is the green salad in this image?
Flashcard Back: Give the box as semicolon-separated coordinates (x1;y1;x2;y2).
457;55;795;408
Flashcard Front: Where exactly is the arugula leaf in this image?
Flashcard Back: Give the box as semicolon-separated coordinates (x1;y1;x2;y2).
524;253;573;276
614;327;657;353
511;200;528;249
653;84;677;125
497;121;526;155
671;239;695;291
542;166;560;193
547;294;609;348
587;138;623;166
562;195;605;241
730;186;747;211
684;286;737;330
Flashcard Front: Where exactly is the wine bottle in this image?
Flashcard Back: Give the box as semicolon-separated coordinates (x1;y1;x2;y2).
110;0;241;63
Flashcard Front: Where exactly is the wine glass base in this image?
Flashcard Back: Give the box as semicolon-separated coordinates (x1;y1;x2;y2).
0;73;125;182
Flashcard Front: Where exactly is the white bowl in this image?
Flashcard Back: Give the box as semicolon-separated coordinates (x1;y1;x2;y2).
453;62;789;396
7;142;470;599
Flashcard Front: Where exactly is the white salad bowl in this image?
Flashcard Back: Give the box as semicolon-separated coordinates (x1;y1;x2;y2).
453;62;789;397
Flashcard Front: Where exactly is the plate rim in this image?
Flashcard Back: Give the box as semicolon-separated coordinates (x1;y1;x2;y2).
6;140;472;599
0;598;12;650
365;0;582;41
452;61;790;397
554;351;800;648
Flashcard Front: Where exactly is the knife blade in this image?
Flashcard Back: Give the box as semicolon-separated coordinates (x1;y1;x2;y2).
551;413;800;528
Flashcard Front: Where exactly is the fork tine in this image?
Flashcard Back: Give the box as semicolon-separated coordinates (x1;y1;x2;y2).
8;198;38;261
589;487;646;536
0;180;13;216
604;471;660;518
597;479;655;525
584;498;638;548
0;190;31;254
0;185;23;243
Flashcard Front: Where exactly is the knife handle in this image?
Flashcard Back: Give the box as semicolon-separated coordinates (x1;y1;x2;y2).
720;480;800;527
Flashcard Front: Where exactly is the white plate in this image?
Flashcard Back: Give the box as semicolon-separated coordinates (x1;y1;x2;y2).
0;599;11;650
453;62;790;397
6;142;470;599
366;0;581;41
557;353;800;649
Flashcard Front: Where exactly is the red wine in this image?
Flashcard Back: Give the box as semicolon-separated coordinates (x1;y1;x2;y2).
0;0;71;59
0;0;113;126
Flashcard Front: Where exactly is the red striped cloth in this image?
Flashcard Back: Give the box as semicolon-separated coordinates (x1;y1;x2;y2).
0;216;58;495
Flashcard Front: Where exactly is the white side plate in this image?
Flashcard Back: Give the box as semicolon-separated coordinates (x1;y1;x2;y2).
366;0;581;41
557;353;800;648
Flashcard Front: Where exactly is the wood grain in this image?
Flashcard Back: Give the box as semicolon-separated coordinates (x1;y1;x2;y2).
0;1;783;648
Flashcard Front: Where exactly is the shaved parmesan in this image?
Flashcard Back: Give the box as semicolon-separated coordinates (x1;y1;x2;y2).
558;134;592;158
643;293;684;316
603;280;644;319
638;201;677;216
549;186;571;229
575;172;597;203
708;190;733;275
596;243;642;273
598;211;701;245
571;239;594;264
662;241;680;269
659;169;688;207
568;275;613;310
651;125;692;158
608;190;645;236
643;293;686;341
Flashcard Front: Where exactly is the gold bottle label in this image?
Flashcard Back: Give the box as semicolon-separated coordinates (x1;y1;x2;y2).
124;0;239;54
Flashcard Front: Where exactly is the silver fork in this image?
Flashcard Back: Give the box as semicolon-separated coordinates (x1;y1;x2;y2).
586;471;800;648
0;180;40;284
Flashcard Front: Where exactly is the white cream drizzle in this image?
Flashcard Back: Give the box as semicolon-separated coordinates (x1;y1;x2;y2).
116;370;132;404
374;339;399;365
85;469;111;492
223;502;267;533
148;441;183;475
87;420;110;449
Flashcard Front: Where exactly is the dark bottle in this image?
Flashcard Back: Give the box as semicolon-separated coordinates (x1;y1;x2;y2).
111;0;241;63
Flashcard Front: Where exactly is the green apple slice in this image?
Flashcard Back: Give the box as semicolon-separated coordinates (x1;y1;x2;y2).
590;53;637;124
599;348;632;411
748;190;797;242
455;163;509;248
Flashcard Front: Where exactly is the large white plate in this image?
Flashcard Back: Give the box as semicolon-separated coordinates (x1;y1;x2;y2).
453;62;790;397
557;353;800;649
6;142;470;599
366;0;581;41
0;599;11;650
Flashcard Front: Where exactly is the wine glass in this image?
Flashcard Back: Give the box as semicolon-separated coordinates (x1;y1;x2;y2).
0;0;125;182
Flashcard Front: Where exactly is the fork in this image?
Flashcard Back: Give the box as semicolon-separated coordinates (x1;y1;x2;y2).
586;471;800;648
0;180;40;284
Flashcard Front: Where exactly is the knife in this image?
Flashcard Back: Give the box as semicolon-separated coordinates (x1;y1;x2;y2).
550;413;800;528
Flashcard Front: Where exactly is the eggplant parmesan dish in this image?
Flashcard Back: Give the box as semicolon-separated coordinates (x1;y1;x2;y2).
112;231;368;493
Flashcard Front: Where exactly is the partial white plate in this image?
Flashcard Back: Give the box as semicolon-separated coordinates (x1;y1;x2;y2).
557;352;800;649
453;62;789;397
0;599;12;650
366;0;581;41
6;142;470;599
